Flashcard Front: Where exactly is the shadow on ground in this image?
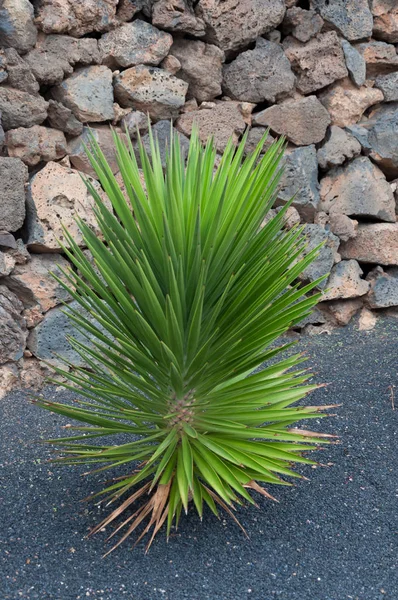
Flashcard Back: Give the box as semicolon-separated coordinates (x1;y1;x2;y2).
1;318;397;600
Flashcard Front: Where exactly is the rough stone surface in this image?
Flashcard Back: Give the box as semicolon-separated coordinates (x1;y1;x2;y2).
283;32;348;95
310;0;373;42
329;214;358;242
152;0;206;36
0;88;48;130
339;223;398;265
99;20;172;68
139;120;190;168
25;34;100;86
300;224;340;289
171;39;224;103
0;158;28;232
0;231;17;250
114;65;188;120
276;205;301;230
0;251;15;276
196;0;286;52
355;41;398;77
366;266;398;308
35;0;119;37
3;254;71;314
276;145;320;222
27;300;106;366
320;156;396;223
374;72;398;102
51;65;114;123
346;103;398;178
161;55;181;75
67;126;126;178
47;100;83;136
253;96;330;146
319;79;384;127
25;161;110;252
176;101;250;152
322;259;369;301
317;125;362;169
283;7;324;43
323;298;363;325
223;38;295;103
0;285;26;364
341;40;366;87
372;1;398;43
0;0;37;54
243;128;275;156
5;126;67;167
1;48;39;95
358;306;377;330
121;110;149;138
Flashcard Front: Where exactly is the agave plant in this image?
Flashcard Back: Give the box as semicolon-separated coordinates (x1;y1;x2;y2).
36;126;336;554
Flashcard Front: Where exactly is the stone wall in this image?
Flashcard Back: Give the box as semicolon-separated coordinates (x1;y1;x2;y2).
1;0;398;395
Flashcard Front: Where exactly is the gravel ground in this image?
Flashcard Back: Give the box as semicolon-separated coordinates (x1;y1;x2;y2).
1;318;397;600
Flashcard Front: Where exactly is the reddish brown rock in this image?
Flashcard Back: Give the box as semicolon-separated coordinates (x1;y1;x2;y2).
253;96;330;146
223;38;295;103
283;7;324;43
355;41;398;78
322;298;363;325
114;65;188;120
3;254;71;314
26;161;111;252
152;0;206;37
321;260;369;301
339;223;398;265
161;55;181;75
99;20;172;68
320;156;396;223
319;79;384;127
35;0;119;37
283;32;347;95
372;1;398;43
171;39;224;102
329;214;358;243
176;101;251;152
195;0;286;52
5;126;67;167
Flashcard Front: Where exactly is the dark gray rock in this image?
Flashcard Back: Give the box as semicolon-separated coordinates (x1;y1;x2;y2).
27;300;108;367
120;110;149;138
0;284;26;364
375;72;398;102
243;127;275;156
0;0;37;54
310;0;373;41
299;224;340;289
47;100;83;137
317;126;361;170
0;87;48;130
320;156;396;223
0;112;4;150
367;266;398;308
138;120;190;168
341;40;366;87
1;48;39;95
99;20;172;68
277;145;320;222
223;38;295;103
346;103;398;179
25;35;100;86
0;231;17;249
51;66;114;123
0;158;28;232
283;7;324;43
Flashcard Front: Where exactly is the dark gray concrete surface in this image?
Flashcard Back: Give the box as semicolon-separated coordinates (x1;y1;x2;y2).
1;319;397;600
